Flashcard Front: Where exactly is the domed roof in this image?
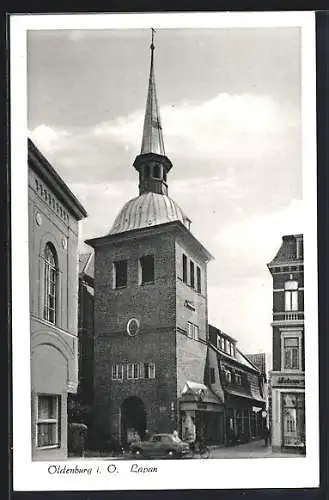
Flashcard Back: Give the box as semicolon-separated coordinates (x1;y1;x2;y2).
109;192;191;235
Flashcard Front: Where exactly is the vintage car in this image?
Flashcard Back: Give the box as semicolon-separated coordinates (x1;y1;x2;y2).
129;433;191;459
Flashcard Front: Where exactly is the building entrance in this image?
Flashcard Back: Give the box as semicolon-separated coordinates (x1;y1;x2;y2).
121;396;147;445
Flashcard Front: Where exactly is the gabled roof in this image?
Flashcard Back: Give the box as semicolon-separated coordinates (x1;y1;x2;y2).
79;252;94;281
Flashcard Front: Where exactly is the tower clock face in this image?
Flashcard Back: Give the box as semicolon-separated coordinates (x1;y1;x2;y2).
126;318;140;337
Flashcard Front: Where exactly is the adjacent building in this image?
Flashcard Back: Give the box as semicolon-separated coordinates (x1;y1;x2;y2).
28;138;87;460
206;326;266;445
268;234;306;453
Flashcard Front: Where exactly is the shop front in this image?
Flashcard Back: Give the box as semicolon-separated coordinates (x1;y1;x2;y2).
179;381;225;445
224;394;265;445
271;372;305;453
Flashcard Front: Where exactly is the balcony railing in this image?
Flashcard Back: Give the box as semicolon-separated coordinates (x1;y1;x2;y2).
272;312;304;322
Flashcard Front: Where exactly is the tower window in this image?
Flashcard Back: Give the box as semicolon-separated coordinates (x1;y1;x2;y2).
163;170;167;182
43;243;58;324
187;321;199;340
182;254;187;283
139;255;155;285
196;266;201;293
144;165;151;178
113;260;127;289
190;261;195;288
143;362;155;379
284;281;298;311
112;364;124;380
127;363;140;380
152;164;161;179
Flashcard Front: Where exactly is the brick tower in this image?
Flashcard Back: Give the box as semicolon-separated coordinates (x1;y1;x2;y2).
86;31;213;445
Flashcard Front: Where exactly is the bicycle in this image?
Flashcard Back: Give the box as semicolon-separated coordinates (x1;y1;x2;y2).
190;440;210;459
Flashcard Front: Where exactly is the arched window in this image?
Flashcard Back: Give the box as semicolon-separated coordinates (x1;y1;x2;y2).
44;243;58;324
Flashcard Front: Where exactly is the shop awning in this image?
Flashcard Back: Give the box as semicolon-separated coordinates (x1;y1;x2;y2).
180;380;223;405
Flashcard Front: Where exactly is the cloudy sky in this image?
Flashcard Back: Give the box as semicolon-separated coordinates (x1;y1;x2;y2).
27;26;303;358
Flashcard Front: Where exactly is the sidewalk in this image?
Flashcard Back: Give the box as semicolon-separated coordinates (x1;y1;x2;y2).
208;439;305;459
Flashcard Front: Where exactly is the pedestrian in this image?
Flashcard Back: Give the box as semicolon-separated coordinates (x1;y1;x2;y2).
144;429;151;441
172;430;180;442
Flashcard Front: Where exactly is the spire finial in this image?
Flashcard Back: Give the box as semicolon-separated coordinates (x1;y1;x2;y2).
133;28;173;195
151;27;155;52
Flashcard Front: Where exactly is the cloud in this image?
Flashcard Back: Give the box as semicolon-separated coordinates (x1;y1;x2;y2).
216;199;303;263
207;278;273;354
29;124;71;153
92;92;299;162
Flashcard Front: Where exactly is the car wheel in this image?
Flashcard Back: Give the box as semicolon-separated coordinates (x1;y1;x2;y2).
167;450;175;458
132;448;142;457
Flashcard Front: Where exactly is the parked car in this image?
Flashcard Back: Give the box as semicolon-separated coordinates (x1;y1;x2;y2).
129;433;190;459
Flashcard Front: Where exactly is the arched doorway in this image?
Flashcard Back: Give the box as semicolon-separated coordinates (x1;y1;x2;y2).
121;396;147;445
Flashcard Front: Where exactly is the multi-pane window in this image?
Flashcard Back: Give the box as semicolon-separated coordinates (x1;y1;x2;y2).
285;281;298;311
225;339;231;354
112;364;124;380
190;261;195;288
217;336;225;351
127;363;140;380
112;362;156;380
36;395;61;448
113;260;127;288
43;243;57;324
225;369;232;383
143;362;155;379
187;321;199;340
196;266;201;293
182;254;187;283
139;255;155;285
283;337;300;370
235;373;242;385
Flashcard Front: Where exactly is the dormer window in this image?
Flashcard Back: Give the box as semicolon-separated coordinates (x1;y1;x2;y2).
225;369;232;383
296;237;303;260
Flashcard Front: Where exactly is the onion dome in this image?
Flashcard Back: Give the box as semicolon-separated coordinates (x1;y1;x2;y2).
109;192;191;235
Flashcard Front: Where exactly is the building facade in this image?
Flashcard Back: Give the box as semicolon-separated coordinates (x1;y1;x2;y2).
268;234;306;453
246;352;269;426
207;326;266;445
28;139;87;460
67;252;95;426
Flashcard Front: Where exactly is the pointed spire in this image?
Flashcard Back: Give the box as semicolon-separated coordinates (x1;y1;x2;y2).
140;28;165;155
